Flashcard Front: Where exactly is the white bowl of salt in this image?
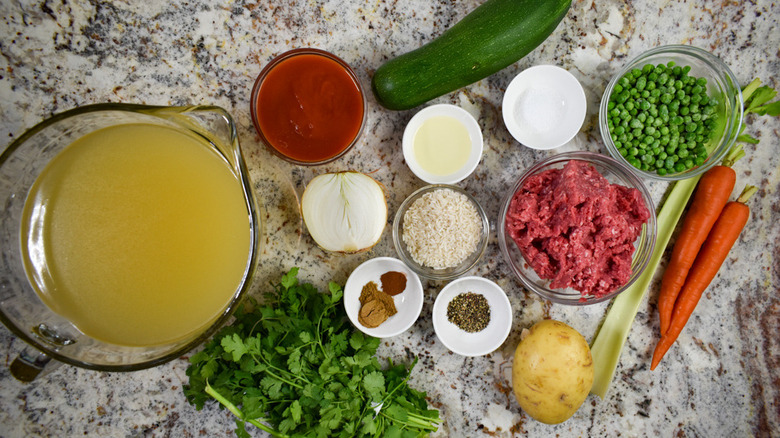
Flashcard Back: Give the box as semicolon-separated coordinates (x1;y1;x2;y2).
502;65;586;150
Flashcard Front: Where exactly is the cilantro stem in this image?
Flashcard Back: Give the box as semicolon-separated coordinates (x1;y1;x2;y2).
379;358;416;405
204;381;288;438
251;353;306;389
377;411;439;432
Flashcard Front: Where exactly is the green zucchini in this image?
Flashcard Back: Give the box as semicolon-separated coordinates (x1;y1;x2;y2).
371;0;572;110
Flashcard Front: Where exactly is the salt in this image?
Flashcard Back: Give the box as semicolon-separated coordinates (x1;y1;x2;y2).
514;87;568;141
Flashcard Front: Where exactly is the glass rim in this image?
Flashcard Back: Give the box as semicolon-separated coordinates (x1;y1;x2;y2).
598;44;744;181
393;184;490;281
249;47;367;166
498;151;657;305
0;103;261;371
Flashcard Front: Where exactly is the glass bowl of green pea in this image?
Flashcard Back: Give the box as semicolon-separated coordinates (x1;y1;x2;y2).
599;45;743;180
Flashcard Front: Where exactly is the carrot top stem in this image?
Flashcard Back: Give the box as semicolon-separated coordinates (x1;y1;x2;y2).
721;144;745;168
736;185;758;204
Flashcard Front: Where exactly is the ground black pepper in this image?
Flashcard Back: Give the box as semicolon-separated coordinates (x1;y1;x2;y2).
446;291;490;333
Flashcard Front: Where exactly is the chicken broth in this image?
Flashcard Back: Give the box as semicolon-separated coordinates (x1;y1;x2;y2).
20;123;251;346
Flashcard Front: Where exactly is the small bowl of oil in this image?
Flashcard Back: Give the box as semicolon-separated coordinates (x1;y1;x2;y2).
402;104;483;184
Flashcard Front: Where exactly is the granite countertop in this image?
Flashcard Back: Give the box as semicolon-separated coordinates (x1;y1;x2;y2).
1;1;778;436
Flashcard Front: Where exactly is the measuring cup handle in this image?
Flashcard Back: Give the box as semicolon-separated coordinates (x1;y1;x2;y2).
9;346;59;382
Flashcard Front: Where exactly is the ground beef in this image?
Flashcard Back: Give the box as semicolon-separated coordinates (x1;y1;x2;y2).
506;159;650;298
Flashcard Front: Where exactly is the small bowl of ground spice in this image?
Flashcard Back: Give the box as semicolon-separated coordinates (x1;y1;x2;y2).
343;257;424;338
432;276;513;357
392;185;489;281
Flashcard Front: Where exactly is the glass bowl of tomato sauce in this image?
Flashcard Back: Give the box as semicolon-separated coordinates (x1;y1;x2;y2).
250;48;366;166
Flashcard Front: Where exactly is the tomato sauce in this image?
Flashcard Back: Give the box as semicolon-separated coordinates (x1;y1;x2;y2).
253;51;365;164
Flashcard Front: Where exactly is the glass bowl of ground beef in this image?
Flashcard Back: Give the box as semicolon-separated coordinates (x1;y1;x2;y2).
393;184;490;281
498;151;657;305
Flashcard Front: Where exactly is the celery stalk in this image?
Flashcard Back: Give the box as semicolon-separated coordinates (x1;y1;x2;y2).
590;175;701;399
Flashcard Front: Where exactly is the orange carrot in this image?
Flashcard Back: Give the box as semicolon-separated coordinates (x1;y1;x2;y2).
656;165;735;334
651;185;756;370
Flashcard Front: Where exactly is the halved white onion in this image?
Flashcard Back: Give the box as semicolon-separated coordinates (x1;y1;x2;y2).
301;171;387;253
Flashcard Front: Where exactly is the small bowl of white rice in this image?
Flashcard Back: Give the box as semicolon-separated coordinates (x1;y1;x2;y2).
392;184;489;281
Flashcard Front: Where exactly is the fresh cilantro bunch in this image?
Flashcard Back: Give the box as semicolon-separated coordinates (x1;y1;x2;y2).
184;268;440;438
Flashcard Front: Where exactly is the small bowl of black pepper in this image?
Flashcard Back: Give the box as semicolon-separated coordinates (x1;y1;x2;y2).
432;276;513;357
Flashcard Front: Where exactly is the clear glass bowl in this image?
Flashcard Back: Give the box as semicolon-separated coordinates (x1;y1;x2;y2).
599;45;743;181
0;104;261;374
393;185;489;281
250;48;366;166
498;151;657;305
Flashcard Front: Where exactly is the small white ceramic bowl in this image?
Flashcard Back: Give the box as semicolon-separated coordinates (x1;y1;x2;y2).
432;276;512;356
402;104;483;184
344;257;424;338
502;65;587;150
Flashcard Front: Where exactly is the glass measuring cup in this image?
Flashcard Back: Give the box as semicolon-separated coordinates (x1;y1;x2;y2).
0;104;261;381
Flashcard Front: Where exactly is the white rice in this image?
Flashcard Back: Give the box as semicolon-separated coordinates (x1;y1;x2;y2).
402;188;483;269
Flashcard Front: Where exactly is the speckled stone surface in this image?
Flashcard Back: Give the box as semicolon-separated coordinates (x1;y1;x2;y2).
1;1;778;437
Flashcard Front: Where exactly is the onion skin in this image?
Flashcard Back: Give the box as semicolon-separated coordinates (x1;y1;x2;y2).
301;171;388;253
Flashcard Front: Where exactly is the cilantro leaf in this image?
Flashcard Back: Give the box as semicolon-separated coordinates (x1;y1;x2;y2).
280;267;299;289
362;371;386;402
221;333;249;362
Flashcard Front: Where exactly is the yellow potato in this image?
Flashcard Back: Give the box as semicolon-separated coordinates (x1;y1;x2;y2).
512;319;594;424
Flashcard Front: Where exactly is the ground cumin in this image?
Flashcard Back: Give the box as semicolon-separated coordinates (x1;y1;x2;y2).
358;281;397;328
